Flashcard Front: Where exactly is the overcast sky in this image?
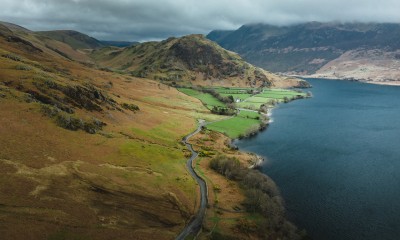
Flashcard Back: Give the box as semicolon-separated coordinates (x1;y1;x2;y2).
1;0;400;41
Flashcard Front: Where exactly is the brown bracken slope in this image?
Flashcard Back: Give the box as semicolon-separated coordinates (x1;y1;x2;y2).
0;22;306;240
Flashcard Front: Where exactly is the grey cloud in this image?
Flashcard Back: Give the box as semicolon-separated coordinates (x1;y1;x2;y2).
1;0;400;41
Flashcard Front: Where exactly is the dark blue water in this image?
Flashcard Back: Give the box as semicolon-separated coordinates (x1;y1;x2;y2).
236;79;400;240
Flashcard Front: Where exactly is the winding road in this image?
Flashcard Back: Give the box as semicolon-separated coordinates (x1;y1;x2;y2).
175;112;252;239
176;112;247;239
176;120;208;240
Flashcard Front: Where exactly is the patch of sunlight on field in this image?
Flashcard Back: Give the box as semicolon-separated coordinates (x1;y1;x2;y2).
207;117;260;139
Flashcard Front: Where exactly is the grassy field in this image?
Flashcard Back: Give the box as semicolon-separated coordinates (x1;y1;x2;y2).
208;87;253;101
219;92;252;100
256;89;306;99
237;89;307;110
178;86;306;138
236;101;266;109
178;88;226;109
207;116;260;138
237;110;261;119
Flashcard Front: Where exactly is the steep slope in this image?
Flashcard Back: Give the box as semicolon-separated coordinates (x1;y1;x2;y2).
0;22;94;63
310;49;400;84
91;34;308;88
0;23;223;240
208;22;400;84
0;22;307;239
0;21;32;33
37;30;105;49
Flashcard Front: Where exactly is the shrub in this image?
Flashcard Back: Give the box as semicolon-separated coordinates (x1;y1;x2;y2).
121;103;140;112
209;155;243;180
209;155;306;239
55;113;84;131
1;53;21;61
211;106;235;116
41;104;105;134
283;96;290;103
15;64;32;71
41;104;62;118
236;218;258;234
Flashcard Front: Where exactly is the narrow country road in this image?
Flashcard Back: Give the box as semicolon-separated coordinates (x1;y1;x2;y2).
176;114;238;239
176;119;208;240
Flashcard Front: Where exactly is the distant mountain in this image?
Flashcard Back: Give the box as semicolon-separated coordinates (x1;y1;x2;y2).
91;34;308;88
36;30;104;49
100;40;139;48
208;22;400;84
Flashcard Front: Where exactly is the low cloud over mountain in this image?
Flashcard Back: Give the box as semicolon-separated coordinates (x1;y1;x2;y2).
1;0;400;41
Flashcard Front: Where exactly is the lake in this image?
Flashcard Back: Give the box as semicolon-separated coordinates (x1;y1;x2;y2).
236;79;400;240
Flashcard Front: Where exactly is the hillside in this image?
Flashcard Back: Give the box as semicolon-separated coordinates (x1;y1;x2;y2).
208;22;400;85
0;22;217;240
0;22;306;239
0;21;32;33
0;22;95;63
91;34;309;88
37;30;105;49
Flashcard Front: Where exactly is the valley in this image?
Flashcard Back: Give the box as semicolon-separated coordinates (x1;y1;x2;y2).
0;21;307;239
2;1;400;239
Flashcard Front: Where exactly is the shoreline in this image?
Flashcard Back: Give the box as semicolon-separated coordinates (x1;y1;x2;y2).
200;98;307;238
248;154;265;169
181;86;310;238
231;99;298;169
188;94;309;239
231;107;274;169
289;74;400;86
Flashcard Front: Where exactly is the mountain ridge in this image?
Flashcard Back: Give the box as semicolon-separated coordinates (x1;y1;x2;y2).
208;22;400;84
36;30;105;49
91;34;308;88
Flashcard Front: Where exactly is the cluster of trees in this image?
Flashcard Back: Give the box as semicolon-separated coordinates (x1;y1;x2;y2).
190;86;237;115
283;94;307;103
210;106;235;116
209;155;307;240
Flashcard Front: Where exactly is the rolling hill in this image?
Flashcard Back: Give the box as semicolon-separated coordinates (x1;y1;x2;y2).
208;22;400;85
0;21;306;239
91;34;308;88
36;30;105;49
0;21;212;239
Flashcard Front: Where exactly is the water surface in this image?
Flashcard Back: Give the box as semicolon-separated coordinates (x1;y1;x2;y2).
237;79;400;240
